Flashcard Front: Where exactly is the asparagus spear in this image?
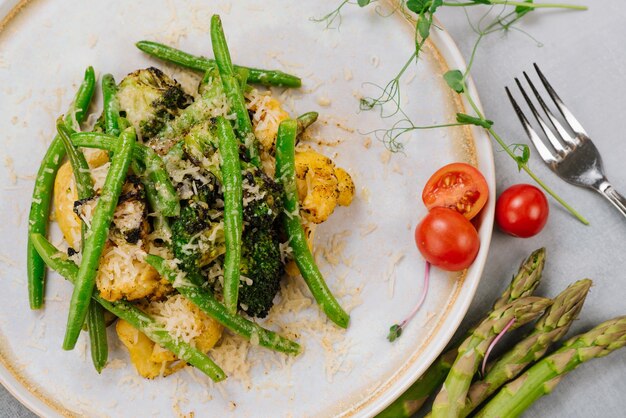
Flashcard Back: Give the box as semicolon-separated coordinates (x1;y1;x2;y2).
430;296;552;418
491;248;546;310
377;248;546;418
460;279;592;417
475;316;626;418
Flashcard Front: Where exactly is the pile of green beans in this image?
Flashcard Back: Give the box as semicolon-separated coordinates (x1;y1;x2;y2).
30;234;226;381
63;127;136;350
27;66;95;309
135;40;301;88
145;255;301;355
25;16;349;384
275;119;350;329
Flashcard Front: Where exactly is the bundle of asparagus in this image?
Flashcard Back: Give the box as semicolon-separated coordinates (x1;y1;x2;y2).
378;248;626;418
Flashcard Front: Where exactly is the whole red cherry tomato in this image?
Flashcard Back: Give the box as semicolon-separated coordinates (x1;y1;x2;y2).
415;207;480;271
496;184;549;238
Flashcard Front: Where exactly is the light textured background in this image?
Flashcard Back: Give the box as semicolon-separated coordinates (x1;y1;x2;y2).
2;1;625;417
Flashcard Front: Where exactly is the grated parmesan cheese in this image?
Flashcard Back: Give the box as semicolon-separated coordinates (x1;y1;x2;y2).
385;252;405;298
316;96;332;107
147;295;212;346
3;156;16;185
343;67;353;81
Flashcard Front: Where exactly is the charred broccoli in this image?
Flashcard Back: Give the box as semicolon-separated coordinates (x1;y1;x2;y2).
242;166;284;230
237;227;284;318
116;67;193;140
173;203;284;318
171;197;225;274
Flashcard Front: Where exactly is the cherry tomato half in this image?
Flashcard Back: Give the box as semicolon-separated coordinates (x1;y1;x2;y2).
495;184;549;238
415;207;480;271
422;162;489;220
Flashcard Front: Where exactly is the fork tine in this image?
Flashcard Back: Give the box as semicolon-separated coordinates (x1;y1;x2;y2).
505;87;558;165
515;77;568;156
534;63;588;136
522;71;578;148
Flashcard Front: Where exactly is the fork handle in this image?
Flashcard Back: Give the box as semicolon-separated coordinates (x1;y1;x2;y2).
597;181;626;219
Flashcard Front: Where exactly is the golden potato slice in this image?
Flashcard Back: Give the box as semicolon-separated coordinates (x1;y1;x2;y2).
96;242;171;302
115;319;184;379
53;150;108;248
150;343;177;363
248;93;290;153
139;294;224;372
294;150;339;224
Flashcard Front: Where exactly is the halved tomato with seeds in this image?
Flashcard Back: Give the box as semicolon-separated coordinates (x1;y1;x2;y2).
422;162;489;220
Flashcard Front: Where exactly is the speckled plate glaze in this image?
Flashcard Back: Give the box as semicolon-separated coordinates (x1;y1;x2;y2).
0;1;495;417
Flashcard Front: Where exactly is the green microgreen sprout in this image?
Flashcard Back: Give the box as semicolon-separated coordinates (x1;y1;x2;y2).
509;143;531;171
388;262;431;342
311;0;380;29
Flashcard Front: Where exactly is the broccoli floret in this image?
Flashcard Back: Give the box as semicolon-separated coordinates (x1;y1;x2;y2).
171;201;225;274
238;227;284;318
173;203;284;319
242;166;284;229
181;119;222;180
116;67;193;140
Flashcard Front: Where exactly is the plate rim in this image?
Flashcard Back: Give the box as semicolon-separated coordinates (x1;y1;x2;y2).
0;2;496;417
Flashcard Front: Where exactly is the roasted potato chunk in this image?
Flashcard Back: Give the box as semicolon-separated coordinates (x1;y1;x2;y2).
116;294;224;378
247;92;289;154
53;150;109;249
294;150;354;223
116;319;184;379
96;242;171;302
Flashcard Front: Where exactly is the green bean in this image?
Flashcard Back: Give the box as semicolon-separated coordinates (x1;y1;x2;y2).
70;132;180;217
215;116;243;315
102;74;121;137
275;119;350;329
145;255;301;355
237;68;250;90
30;234;226;381
210;15;260;166
56;121;93;200
63;67;97;131
63;128;136;350
117;115;131;131
135;40;302;88
57;122;109;371
27;66;96;309
296;111;319;139
86;298;108;373
135;145;180;217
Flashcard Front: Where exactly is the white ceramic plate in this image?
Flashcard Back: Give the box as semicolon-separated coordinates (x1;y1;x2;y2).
0;1;495;417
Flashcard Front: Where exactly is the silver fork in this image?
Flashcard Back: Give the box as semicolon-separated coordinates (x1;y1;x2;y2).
506;63;626;219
